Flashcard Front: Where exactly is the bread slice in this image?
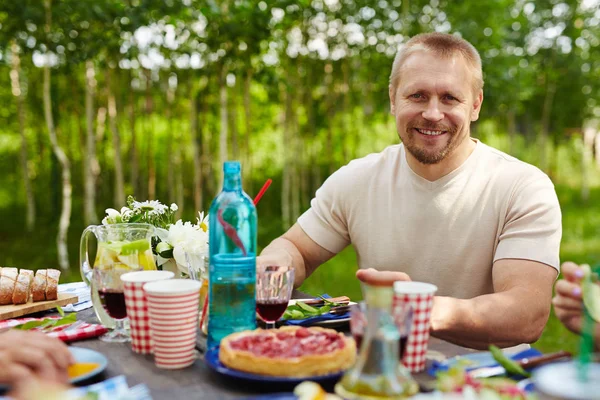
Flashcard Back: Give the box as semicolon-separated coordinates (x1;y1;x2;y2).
0;268;18;305
32;269;47;302
45;269;61;301
12;269;33;304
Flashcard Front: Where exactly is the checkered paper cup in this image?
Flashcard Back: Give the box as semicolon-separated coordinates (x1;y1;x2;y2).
393;281;438;373
120;270;175;354
143;279;202;369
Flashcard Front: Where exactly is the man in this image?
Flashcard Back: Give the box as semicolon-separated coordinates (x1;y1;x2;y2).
553;261;600;349
258;33;561;349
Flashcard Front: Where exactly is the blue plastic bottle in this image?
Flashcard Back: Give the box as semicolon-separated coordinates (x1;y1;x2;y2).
207;161;257;349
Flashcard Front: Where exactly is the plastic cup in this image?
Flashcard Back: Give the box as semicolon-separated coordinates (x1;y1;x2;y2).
120;270;174;354
393;281;438;373
144;279;202;369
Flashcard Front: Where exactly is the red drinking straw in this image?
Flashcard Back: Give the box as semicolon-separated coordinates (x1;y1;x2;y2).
200;178;273;336
253;179;272;206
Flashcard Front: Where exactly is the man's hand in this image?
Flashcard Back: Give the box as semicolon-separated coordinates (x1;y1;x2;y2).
553;261;587;335
0;329;74;386
356;268;411;286
256;250;293;271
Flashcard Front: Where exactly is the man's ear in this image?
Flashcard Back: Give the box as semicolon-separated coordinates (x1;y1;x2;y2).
389;85;396;114
471;90;483;121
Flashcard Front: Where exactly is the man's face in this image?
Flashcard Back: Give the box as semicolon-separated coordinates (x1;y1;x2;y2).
389;51;483;165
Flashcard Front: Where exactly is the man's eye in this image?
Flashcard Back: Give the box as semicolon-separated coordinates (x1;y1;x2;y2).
410;93;423;99
444;95;457;101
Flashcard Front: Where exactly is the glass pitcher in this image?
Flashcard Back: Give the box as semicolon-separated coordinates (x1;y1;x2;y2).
80;223;156;328
335;284;418;399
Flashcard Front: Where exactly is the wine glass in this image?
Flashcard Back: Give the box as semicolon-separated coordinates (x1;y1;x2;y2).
94;264;141;342
256;265;295;329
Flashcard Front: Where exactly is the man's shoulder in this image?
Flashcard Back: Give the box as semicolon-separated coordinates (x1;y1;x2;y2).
478;142;550;183
344;144;403;173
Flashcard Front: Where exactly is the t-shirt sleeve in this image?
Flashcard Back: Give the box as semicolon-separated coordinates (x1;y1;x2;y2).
494;173;562;271
297;166;352;254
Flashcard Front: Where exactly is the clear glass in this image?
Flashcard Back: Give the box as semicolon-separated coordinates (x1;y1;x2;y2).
80;223;156;329
93;265;141;343
208;161;257;348
256;265;295;329
185;253;209;335
350;301;413;362
336;284;418;399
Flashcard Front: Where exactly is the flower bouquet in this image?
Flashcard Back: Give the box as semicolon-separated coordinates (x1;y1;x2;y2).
101;196;209;277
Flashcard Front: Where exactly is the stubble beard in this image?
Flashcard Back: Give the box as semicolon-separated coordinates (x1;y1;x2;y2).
402;121;463;165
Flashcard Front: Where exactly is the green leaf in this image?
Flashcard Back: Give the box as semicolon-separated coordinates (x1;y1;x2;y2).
296;301;318;314
318;305;331;314
57;305;65;317
12;312;77;331
489;345;531;377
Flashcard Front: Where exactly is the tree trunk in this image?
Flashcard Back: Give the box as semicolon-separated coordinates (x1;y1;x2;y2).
175;122;185;220
145;69;155;200
129;72;139;198
107;67;125;206
229;74;239;161
281;77;292;229
166;84;175;204
324;63;336;175
84;60;98;224
190;79;202;211
243;69;253;193
539;78;556;173
10;42;36;231
219;65;229;174
44;0;71;271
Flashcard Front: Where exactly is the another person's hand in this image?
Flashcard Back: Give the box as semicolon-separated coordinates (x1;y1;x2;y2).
356;268;411;287
553;261;588;335
0;329;74;387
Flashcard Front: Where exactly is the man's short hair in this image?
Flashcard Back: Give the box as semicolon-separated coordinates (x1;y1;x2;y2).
389;32;484;95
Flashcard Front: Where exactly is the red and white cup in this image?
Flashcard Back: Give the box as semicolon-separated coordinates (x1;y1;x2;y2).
393;281;438;373
143;279;202;369
121;270;175;354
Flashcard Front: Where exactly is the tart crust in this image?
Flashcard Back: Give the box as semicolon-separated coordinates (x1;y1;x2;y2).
219;326;356;377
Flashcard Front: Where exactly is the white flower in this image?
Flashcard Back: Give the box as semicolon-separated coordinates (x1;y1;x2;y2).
197;211;209;233
166;220;209;271
131;200;168;214
170;203;178;212
102;208;122;225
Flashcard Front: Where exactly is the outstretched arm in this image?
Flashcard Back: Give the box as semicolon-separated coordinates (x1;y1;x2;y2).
429;259;557;349
258;223;337;287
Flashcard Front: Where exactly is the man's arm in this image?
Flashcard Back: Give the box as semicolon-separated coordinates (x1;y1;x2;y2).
258;223;337;287
429;259;557;349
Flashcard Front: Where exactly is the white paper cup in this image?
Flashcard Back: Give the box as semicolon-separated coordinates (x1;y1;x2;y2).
393;281;438;373
144;279;202;369
121;271;175;354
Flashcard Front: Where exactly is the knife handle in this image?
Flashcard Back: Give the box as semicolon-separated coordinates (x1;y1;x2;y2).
302;296;351;305
518;350;572;368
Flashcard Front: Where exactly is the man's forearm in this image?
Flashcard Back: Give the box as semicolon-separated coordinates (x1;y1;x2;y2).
260;237;308;287
430;289;550;349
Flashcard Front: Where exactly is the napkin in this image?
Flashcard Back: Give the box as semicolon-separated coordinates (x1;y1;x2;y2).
68;375;152;400
283;294;350;327
0;317;108;342
427;348;543;377
59;282;93;312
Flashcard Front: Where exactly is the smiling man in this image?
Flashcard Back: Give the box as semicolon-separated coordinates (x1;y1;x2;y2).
258;33;562;349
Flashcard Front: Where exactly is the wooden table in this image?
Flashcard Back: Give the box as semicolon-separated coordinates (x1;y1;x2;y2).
74;295;477;399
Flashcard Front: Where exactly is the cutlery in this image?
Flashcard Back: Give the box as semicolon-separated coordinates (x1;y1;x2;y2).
329;305;351;315
302;296;350;306
469;350;572;378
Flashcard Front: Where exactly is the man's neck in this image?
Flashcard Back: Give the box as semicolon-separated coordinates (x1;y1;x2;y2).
406;138;477;182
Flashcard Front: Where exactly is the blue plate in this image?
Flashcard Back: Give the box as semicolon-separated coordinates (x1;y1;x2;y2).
243;394;297;400
204;347;344;385
428;348;542;377
69;346;108;383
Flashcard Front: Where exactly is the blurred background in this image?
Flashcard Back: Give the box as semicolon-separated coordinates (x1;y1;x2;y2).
0;0;599;353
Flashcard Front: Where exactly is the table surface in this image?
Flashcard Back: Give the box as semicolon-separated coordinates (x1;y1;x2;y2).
74;292;477;399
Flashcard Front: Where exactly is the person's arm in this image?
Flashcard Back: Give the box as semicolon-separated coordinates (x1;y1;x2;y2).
258;223;337;287
429;259;557;349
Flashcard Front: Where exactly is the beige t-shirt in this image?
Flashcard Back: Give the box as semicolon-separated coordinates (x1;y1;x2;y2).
297;140;562;299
